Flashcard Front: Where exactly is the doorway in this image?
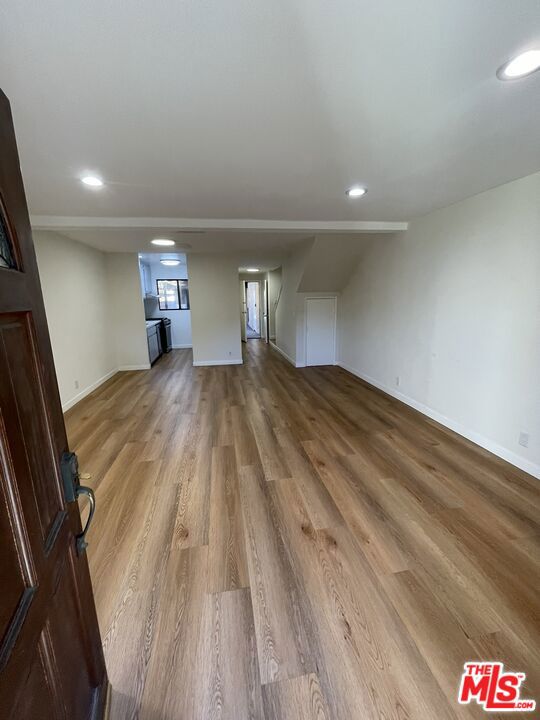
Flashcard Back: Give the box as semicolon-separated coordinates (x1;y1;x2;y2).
305;296;337;366
245;281;260;339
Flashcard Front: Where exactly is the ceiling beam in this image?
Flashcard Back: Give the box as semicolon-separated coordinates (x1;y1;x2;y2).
30;215;408;234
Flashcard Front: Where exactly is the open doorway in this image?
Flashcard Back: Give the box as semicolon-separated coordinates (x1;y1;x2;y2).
245;281;260;338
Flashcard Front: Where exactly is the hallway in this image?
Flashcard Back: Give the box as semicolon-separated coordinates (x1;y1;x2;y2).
65;341;540;719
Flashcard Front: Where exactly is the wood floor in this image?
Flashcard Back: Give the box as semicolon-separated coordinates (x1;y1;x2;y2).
65;341;540;720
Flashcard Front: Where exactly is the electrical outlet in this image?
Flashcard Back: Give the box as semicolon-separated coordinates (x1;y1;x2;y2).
396;376;401;387
74;380;79;389
518;431;529;448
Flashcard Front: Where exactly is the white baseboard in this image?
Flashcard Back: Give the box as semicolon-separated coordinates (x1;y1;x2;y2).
193;358;243;367
172;344;192;349
118;364;151;371
270;341;301;367
337;361;540;480
62;368;118;412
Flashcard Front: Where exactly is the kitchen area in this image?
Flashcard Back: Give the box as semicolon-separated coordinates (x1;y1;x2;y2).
138;253;192;364
145;317;172;364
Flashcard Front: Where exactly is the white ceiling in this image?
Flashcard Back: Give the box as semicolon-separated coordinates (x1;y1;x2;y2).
138;252;187;267
1;0;539;231
66;227;312;269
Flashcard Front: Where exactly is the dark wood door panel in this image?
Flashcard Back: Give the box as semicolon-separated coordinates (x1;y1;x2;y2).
46;548;98;720
0;89;107;718
0;313;65;551
0;449;35;672
9;636;61;720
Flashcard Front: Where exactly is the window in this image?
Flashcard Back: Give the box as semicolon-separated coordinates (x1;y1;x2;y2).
156;279;189;310
0;199;17;269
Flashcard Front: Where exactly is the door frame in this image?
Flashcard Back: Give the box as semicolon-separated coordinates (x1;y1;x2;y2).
263;279;270;343
244;280;261;339
304;295;338;367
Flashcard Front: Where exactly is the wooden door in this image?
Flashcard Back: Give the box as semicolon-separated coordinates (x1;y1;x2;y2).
0;90;108;718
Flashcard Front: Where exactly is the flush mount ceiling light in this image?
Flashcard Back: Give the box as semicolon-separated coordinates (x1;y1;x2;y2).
245;268;260;272
497;49;540;80
160;259;181;266
151;238;175;246
346;186;367;198
81;175;104;188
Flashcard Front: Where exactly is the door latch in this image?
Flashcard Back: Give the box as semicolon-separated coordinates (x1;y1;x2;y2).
60;452;96;554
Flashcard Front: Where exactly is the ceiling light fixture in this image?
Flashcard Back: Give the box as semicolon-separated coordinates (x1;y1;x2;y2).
81;175;104;188
160;259;181;266
497;49;540;80
151;238;175;246
245;268;260;272
346;186;367;198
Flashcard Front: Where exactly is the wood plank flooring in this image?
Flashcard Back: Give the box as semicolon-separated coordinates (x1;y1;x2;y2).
65;341;540;720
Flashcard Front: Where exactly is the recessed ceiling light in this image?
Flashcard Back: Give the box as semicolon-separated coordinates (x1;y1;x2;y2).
246;268;260;272
81;175;104;188
160;259;181;266
151;238;175;246
346;186;367;198
497;49;540;80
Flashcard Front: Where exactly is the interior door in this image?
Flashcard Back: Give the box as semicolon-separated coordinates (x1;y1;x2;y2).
264;280;270;343
240;281;247;342
305;297;337;366
0;90;108;719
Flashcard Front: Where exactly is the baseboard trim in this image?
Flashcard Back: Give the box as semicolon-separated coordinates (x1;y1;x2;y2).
337;361;540;480
118;364;151;371
270;341;298;367
193;358;243;367
61;369;117;412
172;344;192;349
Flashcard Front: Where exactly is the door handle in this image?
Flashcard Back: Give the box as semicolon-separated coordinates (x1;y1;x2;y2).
75;486;95;555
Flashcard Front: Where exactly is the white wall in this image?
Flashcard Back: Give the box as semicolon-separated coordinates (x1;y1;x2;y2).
338;172;540;478
146;261;192;348
106;253;149;370
188;253;242;366
273;241;338;367
295;291;338;367
274;240;314;364
267;268;282;340
34;231;116;410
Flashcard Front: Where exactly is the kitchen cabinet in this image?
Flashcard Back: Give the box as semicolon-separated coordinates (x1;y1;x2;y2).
146;321;162;364
139;260;153;296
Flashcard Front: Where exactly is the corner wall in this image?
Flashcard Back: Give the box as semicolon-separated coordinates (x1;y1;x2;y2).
106;253;149;370
34;233;149;410
267;268;282;340
338;172;540;478
274;240;314;364
188;253;242;365
34;231;116;410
